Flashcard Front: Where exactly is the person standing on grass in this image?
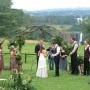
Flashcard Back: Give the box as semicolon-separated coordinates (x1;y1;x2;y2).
59;46;67;71
47;44;55;70
35;40;44;68
36;47;48;78
69;37;79;75
10;46;17;71
83;40;90;75
51;42;60;77
0;46;4;77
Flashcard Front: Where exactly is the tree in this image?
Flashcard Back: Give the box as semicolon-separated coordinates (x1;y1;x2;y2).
0;0;24;38
23;13;34;27
81;18;90;39
0;0;12;12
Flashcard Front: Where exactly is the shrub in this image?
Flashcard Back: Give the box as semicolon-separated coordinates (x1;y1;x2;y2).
8;73;34;90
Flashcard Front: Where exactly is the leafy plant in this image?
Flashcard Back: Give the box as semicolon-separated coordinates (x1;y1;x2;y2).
16;51;22;61
8;35;25;52
52;36;63;46
8;39;17;49
15;35;25;53
8;73;34;90
77;55;84;65
64;45;72;55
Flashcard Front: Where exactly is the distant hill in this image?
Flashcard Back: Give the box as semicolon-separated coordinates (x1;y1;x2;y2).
25;8;90;17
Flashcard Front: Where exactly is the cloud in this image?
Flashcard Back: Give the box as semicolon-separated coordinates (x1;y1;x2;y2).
12;0;90;11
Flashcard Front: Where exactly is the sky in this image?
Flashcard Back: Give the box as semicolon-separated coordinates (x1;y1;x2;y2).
12;0;90;11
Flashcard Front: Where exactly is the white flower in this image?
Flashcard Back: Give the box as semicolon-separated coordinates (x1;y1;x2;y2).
22;80;27;84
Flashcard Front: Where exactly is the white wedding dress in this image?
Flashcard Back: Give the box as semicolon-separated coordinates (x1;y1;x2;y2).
36;52;48;78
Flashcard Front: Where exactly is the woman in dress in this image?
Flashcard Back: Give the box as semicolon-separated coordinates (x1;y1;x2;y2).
0;46;4;77
83;40;90;75
10;46;17;71
36;47;48;78
59;46;67;71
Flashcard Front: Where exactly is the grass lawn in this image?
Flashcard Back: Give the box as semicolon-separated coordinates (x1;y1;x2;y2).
1;41;90;90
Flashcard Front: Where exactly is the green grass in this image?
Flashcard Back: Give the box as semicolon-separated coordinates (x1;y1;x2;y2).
1;41;90;90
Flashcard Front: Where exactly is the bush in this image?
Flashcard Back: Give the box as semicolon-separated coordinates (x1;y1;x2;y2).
77;55;84;65
8;73;35;90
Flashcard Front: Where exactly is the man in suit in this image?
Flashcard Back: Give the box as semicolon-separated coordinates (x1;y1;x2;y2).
35;40;44;68
51;42;60;76
69;37;79;75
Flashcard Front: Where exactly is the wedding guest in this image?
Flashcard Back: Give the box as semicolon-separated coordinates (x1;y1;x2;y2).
35;40;44;68
69;37;79;75
51;42;60;77
10;46;17;71
36;47;48;78
0;46;4;77
47;44;55;70
83;40;90;75
59;46;67;71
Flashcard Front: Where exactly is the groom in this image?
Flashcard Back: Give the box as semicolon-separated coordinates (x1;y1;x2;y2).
51;42;60;76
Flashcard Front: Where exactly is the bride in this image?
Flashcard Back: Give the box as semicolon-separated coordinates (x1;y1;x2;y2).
36;47;48;78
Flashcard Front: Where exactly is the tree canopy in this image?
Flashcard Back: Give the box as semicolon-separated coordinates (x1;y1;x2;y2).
0;0;24;38
81;17;90;39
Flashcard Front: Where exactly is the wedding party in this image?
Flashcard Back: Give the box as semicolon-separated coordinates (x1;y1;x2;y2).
1;0;90;89
35;38;90;78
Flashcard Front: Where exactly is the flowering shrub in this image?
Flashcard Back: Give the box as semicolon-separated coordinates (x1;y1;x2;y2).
8;73;34;90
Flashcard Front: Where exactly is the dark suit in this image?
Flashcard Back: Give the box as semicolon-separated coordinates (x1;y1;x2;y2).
53;46;60;76
71;42;78;75
35;44;41;68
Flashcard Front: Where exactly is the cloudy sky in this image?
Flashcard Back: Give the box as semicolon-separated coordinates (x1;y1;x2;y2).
12;0;90;11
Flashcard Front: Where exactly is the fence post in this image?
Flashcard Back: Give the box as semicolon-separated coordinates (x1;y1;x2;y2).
25;53;27;63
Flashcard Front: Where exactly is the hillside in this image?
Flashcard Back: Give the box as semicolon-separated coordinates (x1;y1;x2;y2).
26;8;90;17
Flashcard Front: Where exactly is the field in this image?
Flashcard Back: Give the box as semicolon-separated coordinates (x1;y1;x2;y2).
1;40;90;90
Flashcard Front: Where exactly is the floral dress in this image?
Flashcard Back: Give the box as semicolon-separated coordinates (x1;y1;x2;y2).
10;50;17;70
